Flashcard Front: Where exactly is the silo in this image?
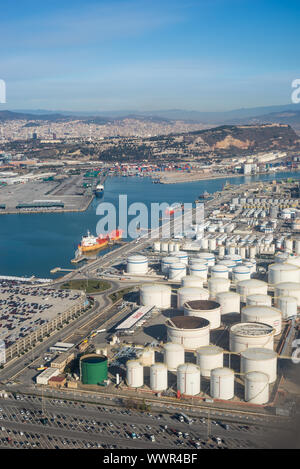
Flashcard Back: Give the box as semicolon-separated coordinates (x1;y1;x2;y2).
244;371;269;404
163;343;185;371
166;316;210;350
181;276;204;288
208;278;230;299
177;363;201;396
177;286;209;310
200;238;208;250
126;360;144;388
231;254;242;265
275;282;300;306
196;345;224;377
184;300;221;329
243;261;256;275
236;279;268;302
217;259;236;276
229;323;275;353
150;363;168;391
189;263;208;280
216;291;241;315
240;348;277;383
232;265;251;282
277;296;298;319
246;294;272;307
284;239;293;253
210;367;234;400
80;354;108;385
168;262;186;281
240;246;246;259
241;305;282;335
140;284;171;309
268;263;300;284
127;255;148;274
161;256;178;274
211;265;229;279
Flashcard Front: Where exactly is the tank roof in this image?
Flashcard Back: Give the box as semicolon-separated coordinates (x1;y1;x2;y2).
184;299;220;311
166;315;210;329
241;348;277;360
196;345;223;355
231;322;274;336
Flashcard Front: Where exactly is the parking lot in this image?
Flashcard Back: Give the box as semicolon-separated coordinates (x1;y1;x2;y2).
0;392;277;449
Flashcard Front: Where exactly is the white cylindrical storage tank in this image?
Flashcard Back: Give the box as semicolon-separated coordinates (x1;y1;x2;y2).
181;276;203;288
195;252;215;266
210;367;234;400
126;360;144;388
275;282;300;306
153;241;161;252
268;263;300;284
168;242;175;253
230;322;275;353
140;284;171;309
245;371;269;404
232;265;251;282
249;246;257;259
246;294;272;307
218;246;225;258
243;261;256;275
208;278;230;299
240;246;246;259
217;259;236;272
184;300;221;329
166;316;210;350
150;363;168;391
196;345;224;377
189;263;208;280
208;238;217;251
177;286;209;310
174;242;181;252
231;254;242;265
171;251;188;265
137;348;155;366
177;363;201;396
127;255;148;274
163;343;185;371
216;291;241;315
200;238;208;250
241;305;282;335
284;239;293;253
277;296;298;319
236;279;268;302
274;252;290;264
286;256;300;268
168;262;186;281
241;348;277;384
295;240;300;255
161;241;169;252
161;256;178;274
211;265;229;279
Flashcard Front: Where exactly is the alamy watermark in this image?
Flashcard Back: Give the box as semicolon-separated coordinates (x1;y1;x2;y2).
0;80;6;104
95;195;204;239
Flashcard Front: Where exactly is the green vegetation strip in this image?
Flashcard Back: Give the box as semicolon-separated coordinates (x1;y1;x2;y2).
60;279;111;293
109;287;133;303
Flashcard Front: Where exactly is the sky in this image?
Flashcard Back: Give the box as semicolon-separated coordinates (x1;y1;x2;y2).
0;0;300;112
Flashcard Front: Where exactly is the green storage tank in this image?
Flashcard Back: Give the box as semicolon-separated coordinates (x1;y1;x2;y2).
80;354;108;385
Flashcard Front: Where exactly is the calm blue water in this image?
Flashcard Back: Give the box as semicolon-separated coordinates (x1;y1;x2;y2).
0;171;298;278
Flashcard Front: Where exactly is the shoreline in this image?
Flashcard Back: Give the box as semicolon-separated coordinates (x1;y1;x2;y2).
156;169;300;185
